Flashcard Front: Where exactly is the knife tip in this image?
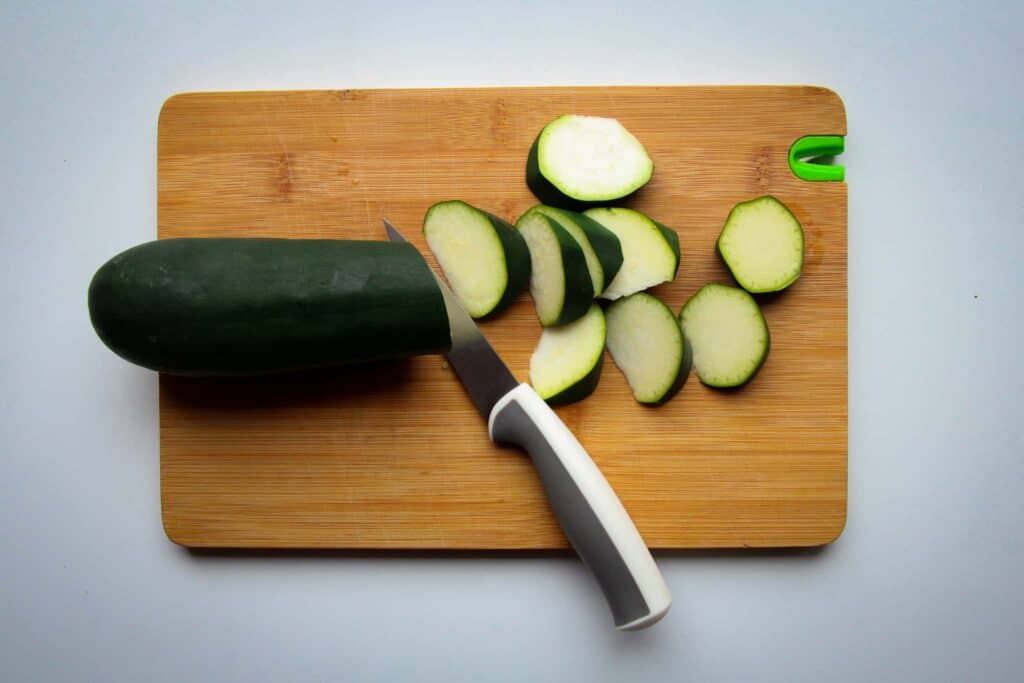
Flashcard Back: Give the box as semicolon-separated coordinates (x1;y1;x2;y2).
383;219;406;243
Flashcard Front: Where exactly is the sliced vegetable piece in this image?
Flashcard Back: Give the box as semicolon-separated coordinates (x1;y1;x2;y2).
529;304;606;405
515;210;593;327
527;114;654;208
718;195;804;293
423;200;530;318
605;293;691;405
583;208;680;300
529;205;623;296
678;284;770;388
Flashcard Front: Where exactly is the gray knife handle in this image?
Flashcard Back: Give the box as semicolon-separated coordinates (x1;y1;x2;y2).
488;384;671;630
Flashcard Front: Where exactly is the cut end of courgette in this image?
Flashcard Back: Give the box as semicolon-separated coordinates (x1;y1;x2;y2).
423;200;528;318
718;196;804;293
583;207;679;300
679;284;770;388
606;293;690;404
516;210;593;327
530;304;606;405
528;115;653;206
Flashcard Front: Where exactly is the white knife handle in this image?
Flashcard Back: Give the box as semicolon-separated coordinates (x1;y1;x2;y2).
488;384;672;630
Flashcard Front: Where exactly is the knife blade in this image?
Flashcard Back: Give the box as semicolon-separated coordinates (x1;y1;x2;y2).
384;219;517;418
385;219;672;630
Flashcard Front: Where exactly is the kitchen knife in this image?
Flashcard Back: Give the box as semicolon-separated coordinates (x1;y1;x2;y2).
385;220;672;630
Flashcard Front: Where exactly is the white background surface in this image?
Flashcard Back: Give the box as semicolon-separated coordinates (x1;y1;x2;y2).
2;2;1022;681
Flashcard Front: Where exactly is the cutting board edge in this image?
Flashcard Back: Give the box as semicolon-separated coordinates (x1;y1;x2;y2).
156;83;848;113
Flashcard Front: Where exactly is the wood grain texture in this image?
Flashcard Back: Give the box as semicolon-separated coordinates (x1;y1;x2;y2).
158;86;847;549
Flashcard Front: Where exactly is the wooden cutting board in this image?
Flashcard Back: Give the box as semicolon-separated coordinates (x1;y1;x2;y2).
158;86;847;549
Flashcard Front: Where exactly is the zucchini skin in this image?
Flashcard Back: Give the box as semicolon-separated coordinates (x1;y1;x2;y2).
642;334;692;406
653;220;681;278
542;215;594;326
481;211;532;317
544;355;604;406
88;238;451;375
570;210;625;291
526;136;579;209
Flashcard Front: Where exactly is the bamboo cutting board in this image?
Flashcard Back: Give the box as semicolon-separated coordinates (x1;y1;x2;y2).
158;86;847;549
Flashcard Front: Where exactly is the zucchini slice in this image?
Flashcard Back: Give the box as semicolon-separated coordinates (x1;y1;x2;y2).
718;196;804;293
526;115;654;208
528;205;623;297
606;293;691;405
423;200;530;318
582;208;680;300
515;210;593;327
678;284;770;388
530;304;606;405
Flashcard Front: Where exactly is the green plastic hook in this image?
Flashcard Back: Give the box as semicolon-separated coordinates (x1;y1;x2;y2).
788;135;845;182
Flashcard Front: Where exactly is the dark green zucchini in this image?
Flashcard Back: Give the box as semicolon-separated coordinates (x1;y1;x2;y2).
88;238;451;375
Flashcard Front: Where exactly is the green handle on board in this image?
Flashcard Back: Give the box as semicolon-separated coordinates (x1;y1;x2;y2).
788;135;845;182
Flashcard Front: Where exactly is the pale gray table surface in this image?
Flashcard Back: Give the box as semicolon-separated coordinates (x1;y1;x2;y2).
2;2;1022;681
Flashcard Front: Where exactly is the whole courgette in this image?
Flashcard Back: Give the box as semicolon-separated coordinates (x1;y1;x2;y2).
88;238;451;375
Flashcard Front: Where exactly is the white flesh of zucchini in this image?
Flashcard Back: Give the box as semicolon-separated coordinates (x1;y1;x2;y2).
718;196;804;293
424;201;508;318
678;284;769;388
606;293;687;404
517;211;585;326
532;206;604;296
539;115;653;202
584;208;678;300
530;304;606;402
